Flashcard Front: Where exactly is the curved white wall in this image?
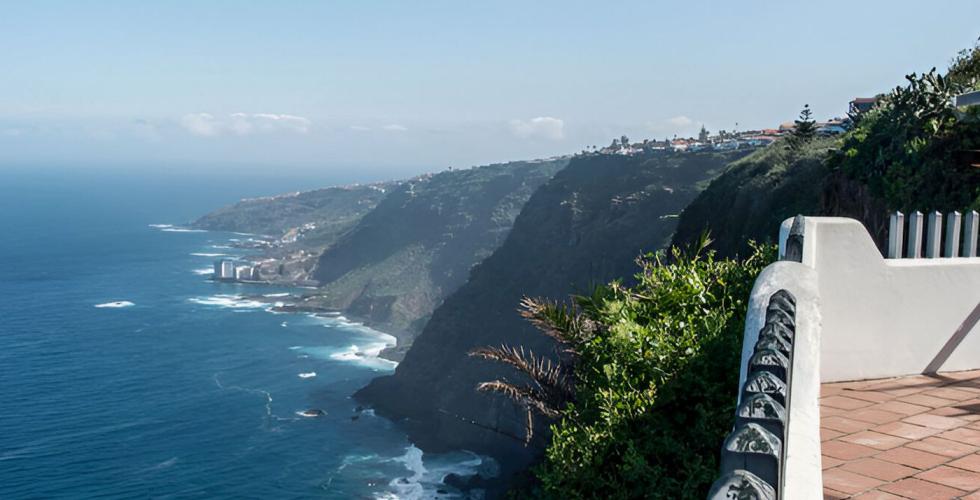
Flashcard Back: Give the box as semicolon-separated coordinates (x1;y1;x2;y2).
784;217;980;382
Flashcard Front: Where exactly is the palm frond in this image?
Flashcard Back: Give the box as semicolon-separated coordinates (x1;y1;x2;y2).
476;380;561;419
469;345;572;397
518;296;596;353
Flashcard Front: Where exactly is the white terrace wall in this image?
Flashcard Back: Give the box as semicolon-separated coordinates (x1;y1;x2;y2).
780;217;980;382
736;261;822;499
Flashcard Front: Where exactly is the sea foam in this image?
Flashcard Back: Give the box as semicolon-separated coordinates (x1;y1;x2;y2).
303;315;399;370
297;372;316;379
192;268;214;275
187;295;264;309
378;446;495;500
95;301;135;308
190;252;226;257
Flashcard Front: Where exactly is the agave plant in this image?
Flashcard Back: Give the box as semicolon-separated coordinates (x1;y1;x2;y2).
467;297;597;444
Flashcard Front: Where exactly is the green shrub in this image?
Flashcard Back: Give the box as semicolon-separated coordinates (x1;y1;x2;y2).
534;240;773;499
829;43;980;212
474;238;774;498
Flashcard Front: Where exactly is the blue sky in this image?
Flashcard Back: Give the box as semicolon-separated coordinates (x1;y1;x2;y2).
1;1;978;179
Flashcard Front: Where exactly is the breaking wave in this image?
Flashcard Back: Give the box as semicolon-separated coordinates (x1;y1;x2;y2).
187;295;264;309
94;301;135;308
371;446;498;499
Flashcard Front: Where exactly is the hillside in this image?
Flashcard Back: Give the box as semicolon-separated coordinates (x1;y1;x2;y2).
307;159;568;347
354;149;750;485
192;183;393;247
671;137;835;257
674;44;980;256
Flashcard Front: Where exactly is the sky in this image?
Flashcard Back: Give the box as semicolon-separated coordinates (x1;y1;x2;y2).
1;1;979;181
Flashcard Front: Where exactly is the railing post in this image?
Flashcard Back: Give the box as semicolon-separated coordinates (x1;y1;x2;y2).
926;211;942;258
906;211;923;258
945;211;962;258
888;211;904;259
965;211;979;258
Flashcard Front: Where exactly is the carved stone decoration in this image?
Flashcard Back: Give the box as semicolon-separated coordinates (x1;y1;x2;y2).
748;349;790;382
764;307;795;330
737;393;786;421
725;423;781;456
737;393;788;438
755;331;791;357
712;288;797;496
769;289;796;308
760;322;793;343
707;469;776;500
720;423;782;486
742;371;787;406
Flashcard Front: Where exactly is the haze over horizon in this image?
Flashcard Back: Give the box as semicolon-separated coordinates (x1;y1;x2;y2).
2;1;979;180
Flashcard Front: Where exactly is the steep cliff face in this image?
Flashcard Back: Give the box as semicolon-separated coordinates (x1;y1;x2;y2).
309;159;568;345
355;150;749;478
192;183;393;247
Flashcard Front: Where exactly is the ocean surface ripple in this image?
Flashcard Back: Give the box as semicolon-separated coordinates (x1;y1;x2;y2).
0;176;494;499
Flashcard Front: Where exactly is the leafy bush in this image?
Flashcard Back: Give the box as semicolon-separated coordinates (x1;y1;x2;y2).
829;42;980;212
474;238;774;498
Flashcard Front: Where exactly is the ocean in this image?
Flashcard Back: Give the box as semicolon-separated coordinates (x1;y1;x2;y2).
0;169;494;499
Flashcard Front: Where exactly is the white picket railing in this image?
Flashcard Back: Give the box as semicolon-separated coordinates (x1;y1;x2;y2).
887;210;979;259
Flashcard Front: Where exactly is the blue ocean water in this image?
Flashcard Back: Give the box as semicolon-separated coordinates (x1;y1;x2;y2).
0;170;493;499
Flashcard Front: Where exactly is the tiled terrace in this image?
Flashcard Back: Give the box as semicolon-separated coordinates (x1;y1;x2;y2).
821;370;980;499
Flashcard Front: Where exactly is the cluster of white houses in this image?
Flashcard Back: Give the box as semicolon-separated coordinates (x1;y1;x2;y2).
213;259;261;282
596;98;873;157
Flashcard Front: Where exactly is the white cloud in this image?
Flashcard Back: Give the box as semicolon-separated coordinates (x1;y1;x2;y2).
382;124;408;132
180;113;222;137
666;115;693;127
349;125;371;131
509;116;564;141
180;112;312;137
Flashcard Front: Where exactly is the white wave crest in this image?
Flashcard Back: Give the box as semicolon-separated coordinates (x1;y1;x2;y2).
148;224;173;228
263;293;290;297
192;267;214;275
387;445;426;499
187;295;264;309
297;372;316;379
297;317;399;370
376;447;497;500
95;301;135;308
190;252;226;257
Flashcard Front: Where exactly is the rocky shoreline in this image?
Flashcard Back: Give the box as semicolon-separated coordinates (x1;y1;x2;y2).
241;292;409;363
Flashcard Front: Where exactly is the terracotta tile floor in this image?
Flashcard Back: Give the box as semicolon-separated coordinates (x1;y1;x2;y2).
822;369;980;499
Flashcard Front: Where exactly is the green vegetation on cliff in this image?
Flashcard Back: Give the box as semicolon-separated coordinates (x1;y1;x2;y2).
310;159;568;345
672;137;834;257
355;150;749;487
477;240;773;498
675;42;980;255
829;44;980;214
192;183;392;247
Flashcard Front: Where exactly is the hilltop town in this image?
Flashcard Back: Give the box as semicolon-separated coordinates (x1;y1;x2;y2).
584;98;872;157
